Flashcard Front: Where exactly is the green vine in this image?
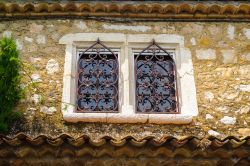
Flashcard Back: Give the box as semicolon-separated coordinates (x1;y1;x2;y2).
0;37;23;133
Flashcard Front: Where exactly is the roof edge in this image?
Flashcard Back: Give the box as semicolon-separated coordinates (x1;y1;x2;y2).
0;2;250;21
1;133;249;148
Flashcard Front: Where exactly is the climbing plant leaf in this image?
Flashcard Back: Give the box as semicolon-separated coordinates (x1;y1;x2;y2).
0;37;22;133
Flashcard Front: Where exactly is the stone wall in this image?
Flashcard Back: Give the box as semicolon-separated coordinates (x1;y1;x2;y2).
1;19;249;139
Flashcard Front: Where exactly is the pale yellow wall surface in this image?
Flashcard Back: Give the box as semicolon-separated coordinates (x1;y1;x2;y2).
2;19;250;138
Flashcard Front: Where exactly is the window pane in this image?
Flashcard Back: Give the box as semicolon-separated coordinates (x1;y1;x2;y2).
77;41;118;112
134;41;178;113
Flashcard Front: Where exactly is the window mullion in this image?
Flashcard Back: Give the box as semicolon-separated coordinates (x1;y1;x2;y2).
121;42;134;114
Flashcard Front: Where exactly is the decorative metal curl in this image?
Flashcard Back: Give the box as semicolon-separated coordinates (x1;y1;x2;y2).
135;40;179;113
77;39;118;112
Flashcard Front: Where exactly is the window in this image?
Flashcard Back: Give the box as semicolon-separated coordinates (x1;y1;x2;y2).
59;33;198;124
77;39;119;112
134;40;178;113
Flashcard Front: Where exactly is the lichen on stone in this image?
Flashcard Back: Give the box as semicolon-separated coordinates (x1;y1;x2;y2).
3;19;249;139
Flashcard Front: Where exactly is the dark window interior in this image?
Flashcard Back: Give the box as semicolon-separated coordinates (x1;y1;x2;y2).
77;40;118;112
134;41;179;113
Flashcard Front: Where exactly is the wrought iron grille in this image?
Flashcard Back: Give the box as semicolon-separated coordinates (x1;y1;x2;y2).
134;40;179;113
77;39;118;112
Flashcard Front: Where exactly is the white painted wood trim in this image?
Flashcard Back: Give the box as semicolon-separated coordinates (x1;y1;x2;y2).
60;33;198;124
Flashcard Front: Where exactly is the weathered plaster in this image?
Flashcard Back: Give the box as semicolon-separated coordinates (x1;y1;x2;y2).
2;20;249;139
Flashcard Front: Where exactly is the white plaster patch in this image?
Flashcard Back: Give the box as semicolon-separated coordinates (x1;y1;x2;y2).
196;49;216;60
204;91;214;101
20;83;27;90
234;84;250;92
220;116;236;125
206;114;214;120
27;107;36;112
241;53;250;61
239;65;250;76
208;130;220;136
227;25;235;40
36;35;46;44
221;50;237;64
194;122;202;126
244;121;247;126
24;108;36;116
46;59;59;75
236;106;250;114
215;106;230;113
40;106;57;115
31;74;41;82
31;94;42;104
75;21;87;30
208;25;220;36
102;24;151;32
24;37;33;43
2;31;12;38
221;91;239;100
190;37;196;45
40;106;48;114
243;28;250;39
48;107;57;114
15;39;23;50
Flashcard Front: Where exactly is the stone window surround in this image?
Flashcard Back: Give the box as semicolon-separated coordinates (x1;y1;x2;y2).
59;33;198;124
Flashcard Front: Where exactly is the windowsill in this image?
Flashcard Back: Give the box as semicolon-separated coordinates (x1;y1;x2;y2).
62;104;194;124
63;112;193;124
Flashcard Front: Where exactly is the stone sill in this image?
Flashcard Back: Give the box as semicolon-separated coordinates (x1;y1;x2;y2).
63;113;194;124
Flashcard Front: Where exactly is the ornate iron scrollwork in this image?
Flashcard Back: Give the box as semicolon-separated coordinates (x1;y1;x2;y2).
134;40;179;113
77;39;118;112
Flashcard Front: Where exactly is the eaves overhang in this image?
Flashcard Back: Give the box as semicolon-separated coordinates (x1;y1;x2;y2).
0;1;250;21
1;133;249;148
1;133;250;165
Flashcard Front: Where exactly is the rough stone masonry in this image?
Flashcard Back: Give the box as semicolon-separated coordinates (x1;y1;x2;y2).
1;20;250;139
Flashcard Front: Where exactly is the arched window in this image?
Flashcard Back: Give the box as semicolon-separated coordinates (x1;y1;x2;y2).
134;40;179;113
60;33;198;124
77;39;119;112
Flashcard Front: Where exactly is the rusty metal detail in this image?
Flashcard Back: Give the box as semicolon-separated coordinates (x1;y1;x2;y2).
134;40;179;113
77;39;118;112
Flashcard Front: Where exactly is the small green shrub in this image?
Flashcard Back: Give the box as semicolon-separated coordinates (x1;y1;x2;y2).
0;37;22;133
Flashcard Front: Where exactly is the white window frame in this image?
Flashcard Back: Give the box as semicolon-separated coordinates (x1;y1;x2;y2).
59;33;198;124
